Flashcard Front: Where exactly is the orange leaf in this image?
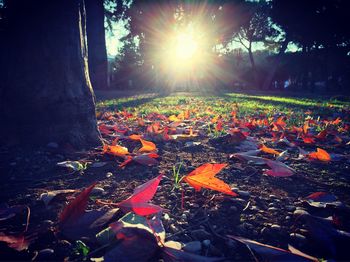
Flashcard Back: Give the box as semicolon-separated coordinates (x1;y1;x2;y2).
260;144;280;155
129;134;142;141
104;144;129;157
184;163;237;196
308;148;331;162
139;139;157;152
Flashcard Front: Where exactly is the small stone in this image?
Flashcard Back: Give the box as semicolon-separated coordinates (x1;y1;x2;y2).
170;224;178;233
202;239;211;247
293;209;309;217
181;213;187;220
183;241;202;253
285;205;296;212
42;220;54;226
163;213;171;221
269;194;277;199
106;172;113;178
260;227;270;236
268;207;278;212
191;229;212;241
237;190;250;198
36;249;55;260
92;187;104;194
271;224;281;231
290;233;306;242
250;205;259;212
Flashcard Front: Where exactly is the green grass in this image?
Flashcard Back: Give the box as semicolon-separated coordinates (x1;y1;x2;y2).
96;92;349;126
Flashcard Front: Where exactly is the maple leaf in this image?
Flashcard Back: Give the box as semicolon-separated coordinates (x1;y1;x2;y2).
118;175;163;216
308;148;331;162
264;159;295;177
260;144;280;155
103;144;129;157
139;139;157;152
129;134;142;141
59;182;97;228
119;154;159;168
0;234;31;251
183;163;237;196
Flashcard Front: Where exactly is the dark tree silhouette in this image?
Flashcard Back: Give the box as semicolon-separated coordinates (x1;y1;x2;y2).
0;0;101;149
86;0;109;90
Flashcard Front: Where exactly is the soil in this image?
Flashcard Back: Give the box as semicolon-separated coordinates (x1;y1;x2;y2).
1;106;350;261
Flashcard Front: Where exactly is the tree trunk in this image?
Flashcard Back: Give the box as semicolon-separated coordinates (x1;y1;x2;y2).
85;0;108;90
261;37;289;90
0;0;102;149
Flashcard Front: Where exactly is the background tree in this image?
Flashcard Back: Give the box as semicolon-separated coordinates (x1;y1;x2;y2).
0;0;101;149
85;0;108;90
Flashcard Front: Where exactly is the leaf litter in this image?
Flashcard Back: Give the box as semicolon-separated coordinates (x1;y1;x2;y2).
1;94;350;261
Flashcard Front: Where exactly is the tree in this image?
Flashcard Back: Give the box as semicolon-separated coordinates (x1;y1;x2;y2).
85;0;108;90
226;1;277;88
270;0;350;91
0;0;101;149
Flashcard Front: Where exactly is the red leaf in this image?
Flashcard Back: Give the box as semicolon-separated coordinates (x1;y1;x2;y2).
118;175;163;216
0;234;31;251
59;182;97;228
184;163;237;196
264;160;295;177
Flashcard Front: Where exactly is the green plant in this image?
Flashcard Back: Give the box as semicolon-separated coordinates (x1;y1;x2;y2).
172;162;184;190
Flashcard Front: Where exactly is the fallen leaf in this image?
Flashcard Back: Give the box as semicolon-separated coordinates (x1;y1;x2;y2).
227;235;317;261
264;159;295;177
139;139;157;152
260;144;280;155
57;161;86;172
0;234;31;251
129;134;142;141
40;189;76;207
184;163;237;196
103;144;129;157
0;203;26;221
118;175;163;216
308;148;331;162
59;182;97;229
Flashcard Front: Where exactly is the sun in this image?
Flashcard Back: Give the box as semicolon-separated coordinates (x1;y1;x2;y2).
160;26;205;74
175;33;198;60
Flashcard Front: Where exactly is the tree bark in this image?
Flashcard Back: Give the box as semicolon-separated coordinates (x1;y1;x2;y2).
85;0;108;90
0;0;102;149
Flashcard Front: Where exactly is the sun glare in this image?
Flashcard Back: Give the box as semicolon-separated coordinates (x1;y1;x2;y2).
159;25;208;80
175;33;198;60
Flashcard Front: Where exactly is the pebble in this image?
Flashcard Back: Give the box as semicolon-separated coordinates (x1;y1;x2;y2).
191;229;212;240
271;224;281;231
183;241;202;253
36;249;54;260
92;187;105;194
202;239;211;247
106;172;113;178
290;233;307;242
237;190;250;198
285;205;296;212
267;207;278;212
269;194;278;199
293;209;309;217
170;224;178;233
163;213;171;221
